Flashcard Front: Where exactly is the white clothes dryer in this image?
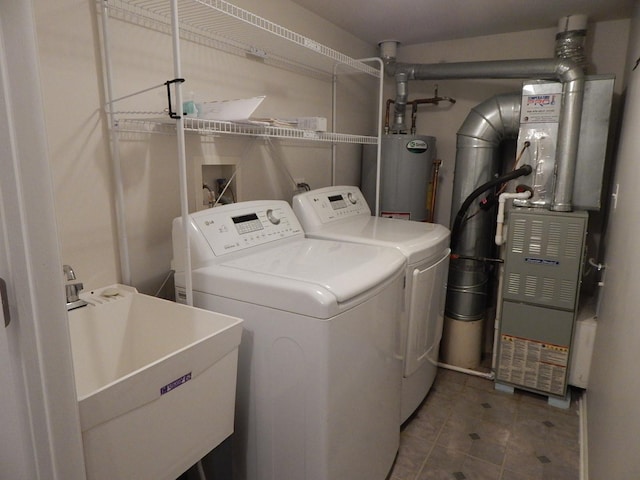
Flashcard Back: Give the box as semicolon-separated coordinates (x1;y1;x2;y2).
293;186;451;422
172;200;405;480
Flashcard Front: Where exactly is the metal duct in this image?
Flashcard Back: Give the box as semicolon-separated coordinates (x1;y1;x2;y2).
555;15;588;70
393;71;410;134
385;57;585;211
446;93;521;321
379;23;588;367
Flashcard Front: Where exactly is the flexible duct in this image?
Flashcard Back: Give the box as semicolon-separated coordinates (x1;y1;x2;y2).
555;15;588;71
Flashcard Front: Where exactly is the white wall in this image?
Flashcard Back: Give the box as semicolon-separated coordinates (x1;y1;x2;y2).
1;1;85;476
33;0;376;294
587;2;640;477
393;19;630;226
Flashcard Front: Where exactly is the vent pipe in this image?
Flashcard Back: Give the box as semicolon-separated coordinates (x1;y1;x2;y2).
380;24;588;367
383;57;585;211
556;14;588;71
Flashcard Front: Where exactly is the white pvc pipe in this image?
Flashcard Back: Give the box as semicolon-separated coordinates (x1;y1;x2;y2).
579;393;589;480
558;14;588;33
495;191;532;246
491;247;506;373
491;190;531;373
437;361;495;380
378;40;399;61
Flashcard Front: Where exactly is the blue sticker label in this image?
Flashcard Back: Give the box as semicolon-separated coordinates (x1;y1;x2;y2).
161;372;192;395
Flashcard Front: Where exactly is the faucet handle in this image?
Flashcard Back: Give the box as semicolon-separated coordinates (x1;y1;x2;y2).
65;282;83;303
63;264;76;282
63;265;88;310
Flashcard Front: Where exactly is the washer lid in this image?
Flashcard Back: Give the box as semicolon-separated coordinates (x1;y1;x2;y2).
191;238;405;317
305;216;450;265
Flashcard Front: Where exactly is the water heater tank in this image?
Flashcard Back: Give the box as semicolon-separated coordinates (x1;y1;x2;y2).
362;134;436;221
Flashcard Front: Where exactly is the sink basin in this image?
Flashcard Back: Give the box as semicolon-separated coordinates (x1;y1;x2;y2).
68;284;243;480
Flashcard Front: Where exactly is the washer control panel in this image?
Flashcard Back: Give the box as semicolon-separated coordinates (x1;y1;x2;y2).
191;201;303;257
293;186;371;227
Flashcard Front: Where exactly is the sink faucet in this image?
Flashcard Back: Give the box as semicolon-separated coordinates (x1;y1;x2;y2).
63;264;88;310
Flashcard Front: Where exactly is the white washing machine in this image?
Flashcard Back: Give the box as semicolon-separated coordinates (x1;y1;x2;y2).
293;186;451;422
172;200;405;480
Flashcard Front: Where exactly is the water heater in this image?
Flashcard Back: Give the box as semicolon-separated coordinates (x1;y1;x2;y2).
361;134;435;221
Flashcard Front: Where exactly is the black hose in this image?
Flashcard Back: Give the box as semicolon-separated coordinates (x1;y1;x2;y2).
450;164;532;252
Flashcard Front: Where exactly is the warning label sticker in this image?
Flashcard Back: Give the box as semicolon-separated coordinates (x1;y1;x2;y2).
497;334;569;395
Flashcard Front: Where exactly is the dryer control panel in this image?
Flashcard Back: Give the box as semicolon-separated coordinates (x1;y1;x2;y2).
190;201;304;257
293;186;371;228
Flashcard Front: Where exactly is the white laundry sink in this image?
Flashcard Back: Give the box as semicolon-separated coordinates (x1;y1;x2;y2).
68;284;243;480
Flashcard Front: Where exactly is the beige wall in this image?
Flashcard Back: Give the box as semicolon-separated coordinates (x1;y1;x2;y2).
30;1;640;476
34;0;630;295
34;0;376;294
34;4;631;286
393;18;630;226
587;2;640;477
396;20;637;477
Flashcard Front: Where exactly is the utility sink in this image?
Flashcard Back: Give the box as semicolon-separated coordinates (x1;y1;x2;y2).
68;284;243;480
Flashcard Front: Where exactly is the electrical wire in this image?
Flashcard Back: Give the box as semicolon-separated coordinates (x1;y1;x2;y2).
153;269;175;298
450;253;503;263
214;176;237;206
455;141;533;250
496;141;531;195
450;164;533;252
264;137;308;191
226;185;236;203
211;137;256;208
203;184;215;206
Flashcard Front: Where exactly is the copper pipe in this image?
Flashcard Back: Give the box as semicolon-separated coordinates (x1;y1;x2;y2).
385;91;456;133
384;98;395;133
427;159;442;223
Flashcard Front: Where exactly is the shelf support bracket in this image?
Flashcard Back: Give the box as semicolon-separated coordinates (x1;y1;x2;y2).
165;78;186;119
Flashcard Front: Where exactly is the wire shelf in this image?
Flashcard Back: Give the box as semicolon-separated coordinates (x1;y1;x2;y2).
102;0;381;79
114;117;378;144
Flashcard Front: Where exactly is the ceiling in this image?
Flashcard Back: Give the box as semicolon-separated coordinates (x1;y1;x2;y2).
290;0;635;46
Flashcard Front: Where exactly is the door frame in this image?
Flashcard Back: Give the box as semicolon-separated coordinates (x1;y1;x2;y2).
0;0;85;477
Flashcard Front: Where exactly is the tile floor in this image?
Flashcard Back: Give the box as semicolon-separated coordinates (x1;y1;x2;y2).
388;368;581;480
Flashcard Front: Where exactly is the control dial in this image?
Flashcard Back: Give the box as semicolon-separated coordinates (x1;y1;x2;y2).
347;192;357;204
266;209;281;225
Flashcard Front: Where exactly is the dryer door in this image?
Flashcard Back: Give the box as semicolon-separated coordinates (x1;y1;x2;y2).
404;251;450;377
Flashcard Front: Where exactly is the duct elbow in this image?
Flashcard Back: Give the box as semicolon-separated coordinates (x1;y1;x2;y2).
457;93;521;145
392;71;410;131
554;57;585;84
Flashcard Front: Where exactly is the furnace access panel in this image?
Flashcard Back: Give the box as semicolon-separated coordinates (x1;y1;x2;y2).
496;209;588;398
